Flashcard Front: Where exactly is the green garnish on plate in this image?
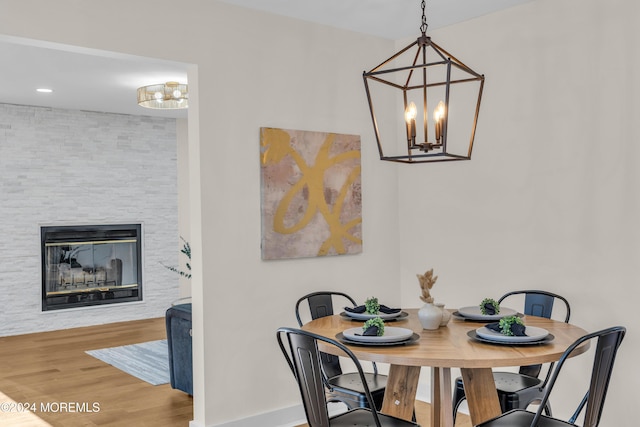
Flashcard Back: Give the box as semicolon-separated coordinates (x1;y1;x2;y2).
499;315;525;336
363;317;385;336
365;297;380;315
480;298;500;315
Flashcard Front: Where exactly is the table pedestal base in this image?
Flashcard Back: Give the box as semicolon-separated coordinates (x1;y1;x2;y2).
380;365;420;421
380;365;502;427
431;367;453;427
461;368;501;425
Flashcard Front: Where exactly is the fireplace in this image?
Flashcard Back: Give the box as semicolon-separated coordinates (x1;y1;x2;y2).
41;224;143;311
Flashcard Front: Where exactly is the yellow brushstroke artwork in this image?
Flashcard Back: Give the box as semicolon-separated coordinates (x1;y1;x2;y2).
260;127;362;260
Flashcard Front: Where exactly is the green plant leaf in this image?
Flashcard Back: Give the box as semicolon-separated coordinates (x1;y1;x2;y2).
163;236;192;279
363;317;385;336
498;315;524;336
479;298;500;315
365;297;380;315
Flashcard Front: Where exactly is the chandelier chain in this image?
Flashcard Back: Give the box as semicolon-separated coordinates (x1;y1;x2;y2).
420;0;428;34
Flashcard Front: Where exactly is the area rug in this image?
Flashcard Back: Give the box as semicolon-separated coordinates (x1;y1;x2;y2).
86;339;170;385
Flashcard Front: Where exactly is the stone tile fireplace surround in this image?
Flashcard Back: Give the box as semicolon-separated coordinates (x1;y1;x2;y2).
0;103;180;336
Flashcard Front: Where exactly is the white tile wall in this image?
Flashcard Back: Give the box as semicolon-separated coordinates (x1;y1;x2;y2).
0;103;180;336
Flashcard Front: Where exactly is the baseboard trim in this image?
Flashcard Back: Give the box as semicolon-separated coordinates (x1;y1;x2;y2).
193;394;455;427
190;388;443;427
193;404;306;427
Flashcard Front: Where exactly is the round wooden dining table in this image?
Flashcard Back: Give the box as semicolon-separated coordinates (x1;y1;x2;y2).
301;308;589;427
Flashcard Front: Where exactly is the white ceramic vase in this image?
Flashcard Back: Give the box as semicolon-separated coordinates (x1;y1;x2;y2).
436;303;451;326
418;302;443;330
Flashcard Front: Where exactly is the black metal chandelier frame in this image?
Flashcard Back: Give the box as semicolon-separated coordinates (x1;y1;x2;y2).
363;1;485;164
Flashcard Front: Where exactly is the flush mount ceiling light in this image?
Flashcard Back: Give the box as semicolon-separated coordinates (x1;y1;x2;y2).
137;81;188;109
363;0;485;163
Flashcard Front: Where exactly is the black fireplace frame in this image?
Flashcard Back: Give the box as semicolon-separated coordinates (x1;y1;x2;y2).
41;223;143;311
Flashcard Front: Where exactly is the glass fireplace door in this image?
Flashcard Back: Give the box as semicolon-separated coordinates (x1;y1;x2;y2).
41;224;143;311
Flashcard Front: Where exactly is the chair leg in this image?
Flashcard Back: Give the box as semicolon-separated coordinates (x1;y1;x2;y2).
452;381;466;424
452;396;466;424
544;402;552;416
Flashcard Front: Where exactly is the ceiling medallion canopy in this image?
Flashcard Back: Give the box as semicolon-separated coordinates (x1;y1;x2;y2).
137;81;188;110
363;0;484;163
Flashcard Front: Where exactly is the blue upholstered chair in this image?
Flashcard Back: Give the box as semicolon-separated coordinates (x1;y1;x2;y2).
165;302;192;395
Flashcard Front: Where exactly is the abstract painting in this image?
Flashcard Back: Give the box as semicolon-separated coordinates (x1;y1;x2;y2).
260;127;362;260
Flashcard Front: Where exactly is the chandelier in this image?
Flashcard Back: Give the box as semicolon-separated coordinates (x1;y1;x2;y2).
137;81;189;109
363;0;484;163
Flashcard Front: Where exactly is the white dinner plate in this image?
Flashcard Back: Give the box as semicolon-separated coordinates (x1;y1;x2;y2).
343;309;402;320
457;306;518;321
342;327;414;343
475;326;549;343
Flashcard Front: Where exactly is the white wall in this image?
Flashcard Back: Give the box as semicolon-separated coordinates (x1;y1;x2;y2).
399;0;639;424
189;5;401;425
0;103;180;336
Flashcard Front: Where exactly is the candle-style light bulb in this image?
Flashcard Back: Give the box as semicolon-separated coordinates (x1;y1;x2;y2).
405;102;417;123
405;102;417;142
434;101;445;142
433;101;445;122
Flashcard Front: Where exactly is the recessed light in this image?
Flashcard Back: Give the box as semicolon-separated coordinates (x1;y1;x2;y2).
36;88;54;93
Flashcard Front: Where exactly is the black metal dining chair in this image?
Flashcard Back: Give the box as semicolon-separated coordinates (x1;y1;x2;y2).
295;291;387;410
277;327;420;427
453;290;571;422
474;326;626;427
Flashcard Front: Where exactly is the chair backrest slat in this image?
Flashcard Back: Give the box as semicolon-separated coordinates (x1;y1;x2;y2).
295;292;358;379
307;294;334;320
277;327;383;427
523;293;554;318
287;332;331;427
530;326;625;427
499;289;570;323
499;290;571;378
583;329;625;427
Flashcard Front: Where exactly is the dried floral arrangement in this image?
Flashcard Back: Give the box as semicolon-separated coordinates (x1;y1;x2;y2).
417;268;438;304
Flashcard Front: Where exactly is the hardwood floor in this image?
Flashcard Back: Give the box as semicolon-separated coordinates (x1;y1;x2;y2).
413;400;472;427
0;319;473;426
0;318;192;427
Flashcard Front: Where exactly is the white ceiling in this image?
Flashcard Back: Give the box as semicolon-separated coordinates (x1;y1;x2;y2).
0;37;191;119
0;1;533;118
219;0;534;40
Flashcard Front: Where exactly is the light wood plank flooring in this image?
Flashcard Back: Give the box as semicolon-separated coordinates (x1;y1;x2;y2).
0;318;192;427
0;319;473;427
414;400;472;427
